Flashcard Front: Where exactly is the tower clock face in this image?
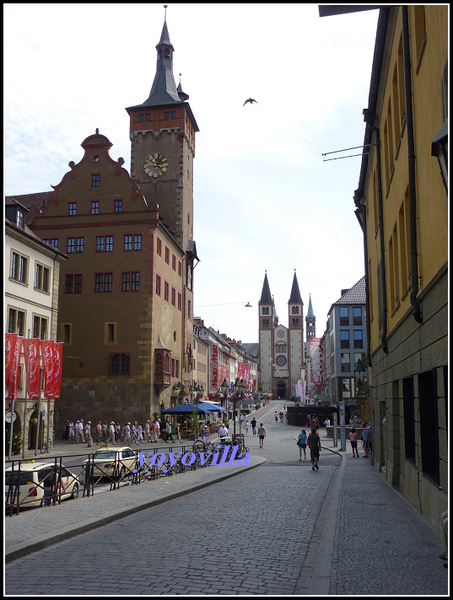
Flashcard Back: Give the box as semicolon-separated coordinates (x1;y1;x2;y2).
144;153;168;178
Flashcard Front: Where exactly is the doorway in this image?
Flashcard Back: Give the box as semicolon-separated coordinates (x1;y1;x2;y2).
277;380;286;398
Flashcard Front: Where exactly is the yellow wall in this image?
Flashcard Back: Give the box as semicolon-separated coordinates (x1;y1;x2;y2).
365;5;448;354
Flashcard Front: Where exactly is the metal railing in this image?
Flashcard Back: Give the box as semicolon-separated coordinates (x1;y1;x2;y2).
4;441;219;516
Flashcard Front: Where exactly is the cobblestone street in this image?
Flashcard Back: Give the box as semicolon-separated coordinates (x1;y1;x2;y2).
5;402;449;595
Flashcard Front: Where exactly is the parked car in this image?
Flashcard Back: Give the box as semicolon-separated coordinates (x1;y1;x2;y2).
5;461;80;509
82;446;138;479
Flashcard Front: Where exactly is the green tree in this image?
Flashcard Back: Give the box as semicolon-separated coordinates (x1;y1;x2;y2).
5;422;22;455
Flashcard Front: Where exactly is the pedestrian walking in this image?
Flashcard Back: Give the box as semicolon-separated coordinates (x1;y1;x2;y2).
297;428;307;460
102;422;108;442
362;422;371;457
107;421;115;443
150;420;157;443
124;422;131;444
348;427;359;457
175;422;182;443
202;425;209;444
75;420;82;443
308;427;321;470
274;411;278;423
68;420;75;440
251;418;257;436
145;420;151;442
245;420;250;436
84;421;92;443
258;423;266;448
155;419;161;441
166;421;174;443
218;424;229;440
95;421;102;444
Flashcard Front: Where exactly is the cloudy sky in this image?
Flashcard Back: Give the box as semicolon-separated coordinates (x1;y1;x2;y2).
4;3;379;344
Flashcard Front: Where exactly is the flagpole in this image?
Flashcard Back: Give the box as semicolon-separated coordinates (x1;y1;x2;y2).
46;342;52;453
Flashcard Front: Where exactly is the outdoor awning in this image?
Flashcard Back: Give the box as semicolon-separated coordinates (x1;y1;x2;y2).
161;404;210;415
197;402;225;413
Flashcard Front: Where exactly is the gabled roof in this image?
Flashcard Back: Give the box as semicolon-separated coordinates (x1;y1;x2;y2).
334;276;366;305
242;343;259;358
5;192;53;226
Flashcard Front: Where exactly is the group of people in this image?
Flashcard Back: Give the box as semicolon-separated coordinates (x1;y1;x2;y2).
62;418;180;445
297;426;321;469
274;410;288;423
348;422;372;457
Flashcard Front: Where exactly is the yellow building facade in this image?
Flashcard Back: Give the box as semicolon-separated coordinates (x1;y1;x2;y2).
354;6;448;531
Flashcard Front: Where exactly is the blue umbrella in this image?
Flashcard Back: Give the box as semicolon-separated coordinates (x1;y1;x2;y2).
161;403;210;415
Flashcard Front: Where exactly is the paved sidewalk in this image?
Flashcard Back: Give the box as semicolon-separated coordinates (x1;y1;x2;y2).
5;441;266;563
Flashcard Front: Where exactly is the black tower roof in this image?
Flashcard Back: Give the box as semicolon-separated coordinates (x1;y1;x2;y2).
260;271;273;304
289;271;303;304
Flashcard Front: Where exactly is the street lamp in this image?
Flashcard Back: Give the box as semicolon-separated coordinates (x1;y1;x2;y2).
232;377;246;439
354;358;366;390
220;378;229;415
431;119;448;192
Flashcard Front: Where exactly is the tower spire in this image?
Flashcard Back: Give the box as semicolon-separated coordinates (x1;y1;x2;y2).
306;293;316;341
141;7;180;106
289;270;303;304
260;270;273;304
306;294;315;320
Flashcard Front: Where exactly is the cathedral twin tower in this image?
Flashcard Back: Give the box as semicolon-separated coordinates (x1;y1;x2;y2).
258;271;315;399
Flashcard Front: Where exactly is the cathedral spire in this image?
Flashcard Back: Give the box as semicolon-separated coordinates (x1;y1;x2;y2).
306;293;316;340
306;294;315;319
260;271;273;304
289;270;303;304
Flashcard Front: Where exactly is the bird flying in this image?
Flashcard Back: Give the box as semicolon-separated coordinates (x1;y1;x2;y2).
243;98;258;106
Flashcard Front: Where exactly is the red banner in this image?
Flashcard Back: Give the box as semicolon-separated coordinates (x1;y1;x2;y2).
5;333;17;387
238;362;251;389
211;344;218;390
27;338;41;399
6;334;23;399
42;340;54;398
51;342;64;398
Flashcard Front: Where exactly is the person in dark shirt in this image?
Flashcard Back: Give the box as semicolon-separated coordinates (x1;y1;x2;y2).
308;428;321;470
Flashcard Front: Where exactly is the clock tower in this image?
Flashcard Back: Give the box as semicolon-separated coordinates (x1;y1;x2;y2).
125;10;199;254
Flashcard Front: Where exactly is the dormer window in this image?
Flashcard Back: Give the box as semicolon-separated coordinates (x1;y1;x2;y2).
6;205;26;229
16;210;25;228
